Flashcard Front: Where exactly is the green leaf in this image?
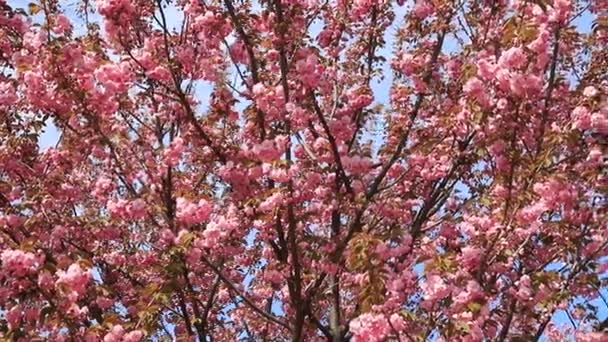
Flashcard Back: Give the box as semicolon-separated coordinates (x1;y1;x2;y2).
28;2;41;15
467;302;482;313
178;231;195;246
142;283;160;297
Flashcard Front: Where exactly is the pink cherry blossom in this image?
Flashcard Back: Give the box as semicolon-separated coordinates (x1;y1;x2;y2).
56;264;91;297
176;197;213;225
498;47;527;69
0;1;605;340
52;14;71;34
349;313;391;342
1;250;39;277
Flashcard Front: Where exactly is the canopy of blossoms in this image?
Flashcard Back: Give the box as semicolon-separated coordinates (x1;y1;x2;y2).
0;0;606;341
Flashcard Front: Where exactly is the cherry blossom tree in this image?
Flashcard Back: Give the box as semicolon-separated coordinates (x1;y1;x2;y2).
0;0;607;340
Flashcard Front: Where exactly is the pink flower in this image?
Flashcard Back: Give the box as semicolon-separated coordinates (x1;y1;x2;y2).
53;14;71;34
92;176;113;199
258;192;284;212
296;53;321;88
349;313;391;342
549;0;571;23
196;214;238;249
1;250;39;277
509;73;542;97
146;66;173;82
103;325;124;342
6;306;22;330
489;140;506;158
251;139;283;162
250;83;286;120
23;70;46;102
23;31;47;50
397;53;418;76
252;83;266;96
518;202;547;223
575;332;608;342
445;58;462;78
587;147;604;166
532;178;577;210
498;47;526;69
591;112;608;135
107;198;129;218
38;271;54;288
126;199;147;219
421;274;450;302
263;269;283;284
346;86;373;110
461;280;483;303
164;137;186;166
495;68;511;92
0;82;17;106
528;29;550;54
476;58;496;80
342;156;373;175
96;0;135;19
159;229;175;245
412;0;434;19
176;197;213;224
123;330;144;342
464;77;489;105
5;214;24;228
572;106;591;130
95;62;132;94
389;313;406;331
56;264;91;297
351;0;374;19
229;40;249;65
583;86;598;98
66;303;88;318
515;275;533;300
463;77;484;96
460;246;482;270
268;167;291;182
200;225;222;248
